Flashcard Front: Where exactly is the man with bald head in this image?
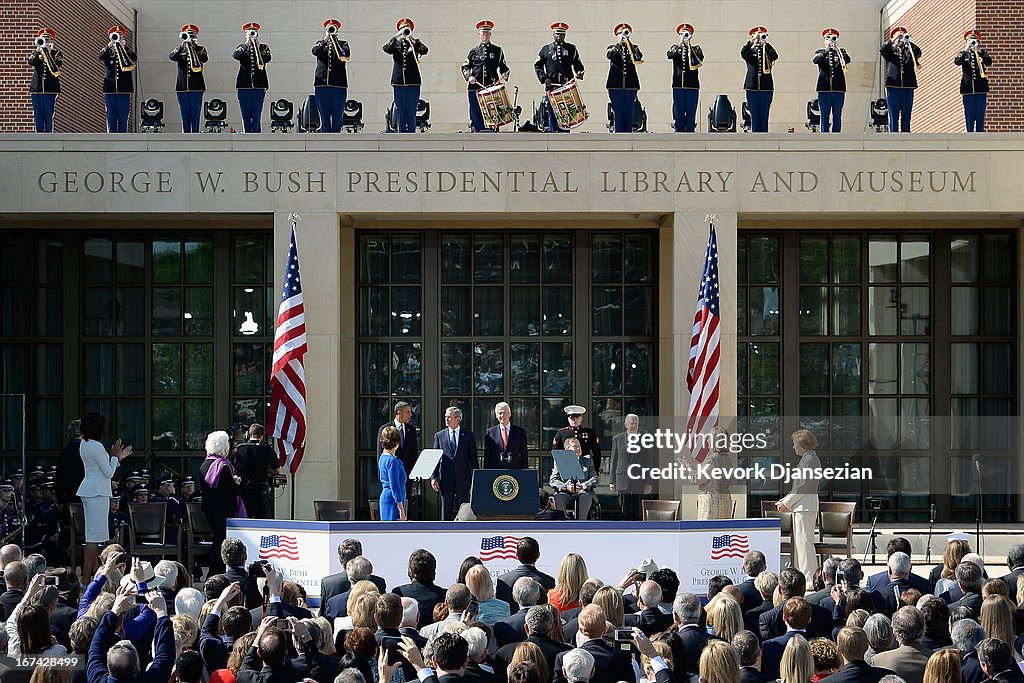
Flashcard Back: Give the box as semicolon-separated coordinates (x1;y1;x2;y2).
609;413;653;521
624;580;672;636
554;605;634;683
0;545;22;593
485;402;529;469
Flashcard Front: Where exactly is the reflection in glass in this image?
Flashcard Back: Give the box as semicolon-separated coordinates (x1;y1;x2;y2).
543;236;572;283
441;343;470;394
185;343;213;394
474;288;503;336
233;398;265;429
624;343;654;395
833;287;861;336
624;288;653;336
392;235;421;284
951;344;978;394
152;288;181;336
748;287;780;336
983;287;1011;336
117;241;145;284
358;287;388;337
358;343;389;395
950;398;980;450
832;343;862;395
867;287;896;336
900;343;930;394
800;344;828;394
185;399;212;449
510;398;540;449
748;343;779;395
510;343;539;394
592;343;622;395
185;240;214;283
185;288;214;336
799;237;828;284
234;343;265;395
358;398;389;451
592;235;622;283
391;343;422;395
868;398;897;449
510;237;540;284
868;237;897;283
748;236;780;283
473;343;504;394
510;288;540;336
151;398;180;450
799;287;828;335
84;239;113;284
624;235;653;283
900;236;930;283
359;236;388;284
391;287;422;336
84;288;114;336
441;236;471;284
593;287;621;336
473;236;503;283
232;236;263;284
950;236;978;283
901;398;930;449
899;288;930;335
115;288;144;337
542;287;571;336
116;344;144;395
441;288;471;336
868;343;897;395
542;343;572;395
152;343;181;395
832;237;861;284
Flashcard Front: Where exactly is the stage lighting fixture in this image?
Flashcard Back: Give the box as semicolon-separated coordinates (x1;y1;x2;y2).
870;98;889;132
805;99;820;132
140;99;164;132
203;98;227;132
707;94;737;133
270;98;294;132
343;99;364;132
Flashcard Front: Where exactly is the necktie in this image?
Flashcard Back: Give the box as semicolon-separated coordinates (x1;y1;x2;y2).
450;429;457;452
399;424;405;446
502;425;508;448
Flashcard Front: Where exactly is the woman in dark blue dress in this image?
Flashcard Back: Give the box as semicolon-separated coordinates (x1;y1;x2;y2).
378;426;407;521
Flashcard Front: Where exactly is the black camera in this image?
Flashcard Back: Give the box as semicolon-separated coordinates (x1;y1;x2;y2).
866;497;889;512
249;560;273;578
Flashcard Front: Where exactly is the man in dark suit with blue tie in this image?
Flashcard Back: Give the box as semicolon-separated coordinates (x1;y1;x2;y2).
431;407;478;521
485;402;529;469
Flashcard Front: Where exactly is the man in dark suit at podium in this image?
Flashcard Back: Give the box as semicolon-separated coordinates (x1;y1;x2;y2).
485;402;529;469
378;401;418;474
431;407;479;521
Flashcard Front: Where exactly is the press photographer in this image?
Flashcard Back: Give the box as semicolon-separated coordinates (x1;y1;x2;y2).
230;423;286;520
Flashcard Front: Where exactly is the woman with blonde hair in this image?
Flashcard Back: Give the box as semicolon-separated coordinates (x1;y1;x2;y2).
466;564;511;626
641;641;674;680
509;640;550;683
709;595;743;642
979;594;1016;651
591;586;625;629
548;553;588;612
935;539;971;596
776;429;821;582
698;639;740;683
779;634;814;683
923;648;962;683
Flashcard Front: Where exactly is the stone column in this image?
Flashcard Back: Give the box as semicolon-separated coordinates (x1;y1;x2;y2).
273;210;342;519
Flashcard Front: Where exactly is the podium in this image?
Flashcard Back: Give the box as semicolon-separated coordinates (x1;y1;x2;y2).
470;469;540;520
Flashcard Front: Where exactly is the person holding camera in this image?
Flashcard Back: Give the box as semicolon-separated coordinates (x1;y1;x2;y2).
813;28;851;132
880;26;922;132
27;28;62;133
955;30;992;132
667;23;703;133
231;423;285;521
169;24;208;133
384;18;429;133
741;26;778;132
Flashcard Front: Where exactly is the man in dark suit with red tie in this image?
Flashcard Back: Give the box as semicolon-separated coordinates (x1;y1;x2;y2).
378;401;419;473
484;402;528;469
431;407;478;521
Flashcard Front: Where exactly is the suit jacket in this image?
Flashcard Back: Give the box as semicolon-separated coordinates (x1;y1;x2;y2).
378;421;419;475
949;590;983;619
736;578;764;612
991;669;1024;683
433;427;478;498
744;598;773;634
869;643;932;683
819;661;896;683
55;439;84;505
609;431;654;493
675;625;711;675
76;439;119;498
961;650;986;683
624;607;673;636
780;450;821;511
319;570;348;616
0;589;24;621
553;639;632;683
226;565;263;611
88;611;174;683
235;646;301;683
761;630;809;680
484;424;529;470
880;40;922;89
866;570;929;595
740;41;778;91
1000;568;1024;595
497;564;556;611
739;666;766;683
494;634;570;683
805;584;835;609
200;612;231;672
493;607;529;647
758;598;833;640
872;577;914;617
170;42;208;92
393;580;447;628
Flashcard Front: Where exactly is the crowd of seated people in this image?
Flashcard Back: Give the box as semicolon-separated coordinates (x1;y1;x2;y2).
0;534;1022;683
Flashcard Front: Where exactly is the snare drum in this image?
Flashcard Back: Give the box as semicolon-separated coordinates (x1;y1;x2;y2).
548;79;588;129
476;83;514;129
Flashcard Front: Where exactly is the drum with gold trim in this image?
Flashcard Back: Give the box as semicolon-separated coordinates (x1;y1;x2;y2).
548;79;587;129
476;82;514;129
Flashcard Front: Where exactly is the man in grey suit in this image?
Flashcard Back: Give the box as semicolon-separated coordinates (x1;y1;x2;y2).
609;414;653;521
776;429;821;582
870;606;932;683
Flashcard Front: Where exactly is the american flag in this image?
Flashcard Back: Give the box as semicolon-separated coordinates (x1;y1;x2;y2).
480;536;521;561
686;223;721;462
259;534;300;560
269;226;308;475
710;534;749;560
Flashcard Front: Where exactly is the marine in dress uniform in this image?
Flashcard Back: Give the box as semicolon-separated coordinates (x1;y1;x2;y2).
150;473;184;545
813;28;851;132
462;20;510;132
384;18;429;133
740;26;778;132
233;22;272;133
0;484;22;543
552;405;603;475
169;24;207;133
534;22;585;133
668;23;703;133
98;25;136;133
880;26;922;132
313;18;351;133
28;28;62;133
606;23;642;133
955;30;992;132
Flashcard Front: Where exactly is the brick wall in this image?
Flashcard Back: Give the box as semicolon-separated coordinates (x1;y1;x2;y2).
886;0;1022;132
0;0;133;132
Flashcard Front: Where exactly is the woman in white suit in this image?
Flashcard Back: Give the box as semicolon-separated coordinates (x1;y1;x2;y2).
776;429;821;582
76;412;130;580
